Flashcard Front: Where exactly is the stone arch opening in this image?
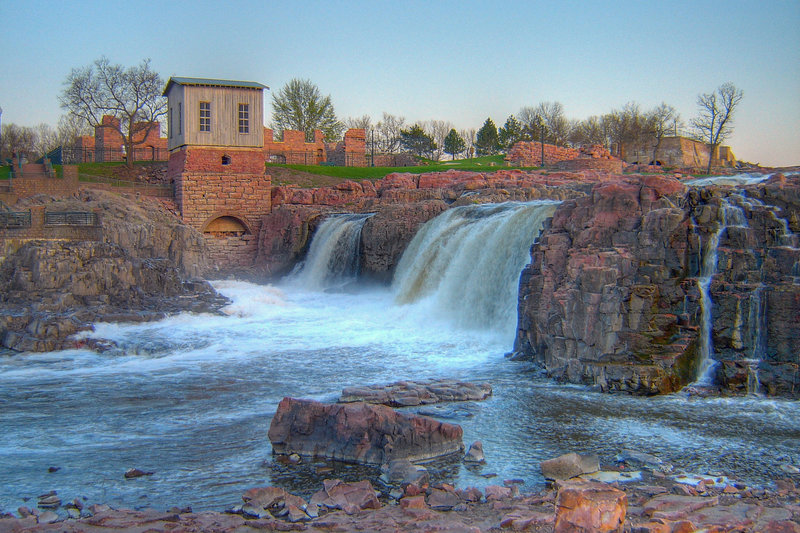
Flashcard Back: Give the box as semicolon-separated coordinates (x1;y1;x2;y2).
221;154;232;166
202;215;250;237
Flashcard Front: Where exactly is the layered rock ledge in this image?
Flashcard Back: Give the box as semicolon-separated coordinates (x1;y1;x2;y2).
514;173;800;396
0;190;228;353
339;379;492;407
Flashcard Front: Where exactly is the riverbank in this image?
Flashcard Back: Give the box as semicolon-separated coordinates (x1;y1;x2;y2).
3;465;798;532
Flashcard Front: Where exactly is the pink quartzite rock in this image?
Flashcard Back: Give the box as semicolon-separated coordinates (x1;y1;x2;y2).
554;480;627;533
268;397;464;464
309;479;381;512
540;452;600;480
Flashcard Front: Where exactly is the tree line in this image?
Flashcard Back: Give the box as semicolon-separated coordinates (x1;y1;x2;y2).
0;55;743;174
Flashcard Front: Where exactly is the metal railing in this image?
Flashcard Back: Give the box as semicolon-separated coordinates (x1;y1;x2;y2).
45;211;98;226
78;173;173;197
51;146;169;165
0;211;31;228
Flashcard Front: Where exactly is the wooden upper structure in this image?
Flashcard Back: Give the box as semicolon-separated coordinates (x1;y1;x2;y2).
163;77;268;151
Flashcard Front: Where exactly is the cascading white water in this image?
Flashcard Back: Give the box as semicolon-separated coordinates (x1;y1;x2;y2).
289;213;373;290
744;284;766;395
696;199;748;384
392;201;560;339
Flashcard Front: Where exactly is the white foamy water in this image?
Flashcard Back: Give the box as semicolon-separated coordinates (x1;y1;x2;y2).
685;172;773;187
393;201;559;338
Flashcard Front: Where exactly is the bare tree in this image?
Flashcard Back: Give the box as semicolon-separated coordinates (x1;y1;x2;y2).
60;57;166;167
646;103;679;165
0;123;36;161
604;102;648;158
459;128;476;158
344;115;372;130
569;115;610;148
374;112;405;154
691;82;743;174
32;123;59;158
425;120;453;161
519;102;571;146
56;114;92;148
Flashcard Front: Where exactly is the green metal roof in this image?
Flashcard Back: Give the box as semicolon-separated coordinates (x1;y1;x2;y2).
163;77;269;95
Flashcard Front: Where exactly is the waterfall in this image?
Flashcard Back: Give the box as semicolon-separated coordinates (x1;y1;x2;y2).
695;199;747;384
290;213;373;290
392;201;560;338
744;284;766;395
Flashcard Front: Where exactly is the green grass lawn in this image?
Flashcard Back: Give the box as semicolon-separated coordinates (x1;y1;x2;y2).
2;156;541;186
269;155;540;182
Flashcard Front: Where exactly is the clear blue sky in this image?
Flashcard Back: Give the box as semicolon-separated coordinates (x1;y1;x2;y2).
1;0;798;166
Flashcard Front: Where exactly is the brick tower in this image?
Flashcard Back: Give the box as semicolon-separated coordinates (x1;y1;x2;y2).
163;77;271;274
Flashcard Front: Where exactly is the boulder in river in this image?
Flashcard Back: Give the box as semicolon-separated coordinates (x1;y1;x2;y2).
268;397;464;464
541;452;600;481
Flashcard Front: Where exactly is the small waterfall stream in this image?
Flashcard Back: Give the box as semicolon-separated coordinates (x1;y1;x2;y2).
289;213;373;290
392;201;560;338
695;199;748;384
694;190;798;387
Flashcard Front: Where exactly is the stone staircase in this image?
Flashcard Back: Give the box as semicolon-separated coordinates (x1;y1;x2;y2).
19;163;51;178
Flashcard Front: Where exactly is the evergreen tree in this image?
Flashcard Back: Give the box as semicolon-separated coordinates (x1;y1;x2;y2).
498;115;526;151
400;124;436;158
475;118;500;156
442;128;466;160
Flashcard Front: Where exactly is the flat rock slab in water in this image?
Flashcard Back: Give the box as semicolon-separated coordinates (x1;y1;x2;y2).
268;397;464;464
339;379;492;407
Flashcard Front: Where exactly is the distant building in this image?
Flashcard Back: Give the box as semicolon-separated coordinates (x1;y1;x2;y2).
621;136;737;168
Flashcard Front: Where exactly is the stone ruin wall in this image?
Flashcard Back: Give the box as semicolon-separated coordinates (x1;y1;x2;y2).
168;147;271;273
77;115;168;163
622;137;737;168
505;142;581;166
264;127;367;167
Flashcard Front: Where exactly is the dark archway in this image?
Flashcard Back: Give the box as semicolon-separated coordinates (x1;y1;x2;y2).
202;215;249;237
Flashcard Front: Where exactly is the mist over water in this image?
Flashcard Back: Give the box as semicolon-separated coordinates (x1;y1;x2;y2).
1;202;798;514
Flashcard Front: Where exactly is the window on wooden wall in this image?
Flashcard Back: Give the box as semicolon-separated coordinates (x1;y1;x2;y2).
199;102;211;132
238;103;249;134
178;103;182;135
169;107;173;138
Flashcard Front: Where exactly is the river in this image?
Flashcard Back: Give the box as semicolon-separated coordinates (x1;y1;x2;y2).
1;200;798;513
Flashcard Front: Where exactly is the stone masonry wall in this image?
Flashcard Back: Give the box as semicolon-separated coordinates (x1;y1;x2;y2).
169;147;271;273
264;128;326;165
505;142;580;166
92;115;168;162
264;128;367;167
0;166;80;205
327;129;367;167
555;158;624;173
204;234;259;274
0;205;102;242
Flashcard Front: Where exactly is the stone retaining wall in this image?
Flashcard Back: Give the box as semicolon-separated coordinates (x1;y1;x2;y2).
0;205;102;241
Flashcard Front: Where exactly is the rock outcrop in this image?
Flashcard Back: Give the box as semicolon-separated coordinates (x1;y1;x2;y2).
258;169;590;280
268;397;464;464
4;470;798;532
0;190;227;352
515;173;800;396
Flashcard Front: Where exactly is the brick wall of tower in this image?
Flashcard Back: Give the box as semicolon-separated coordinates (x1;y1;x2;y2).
168;146;271;272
